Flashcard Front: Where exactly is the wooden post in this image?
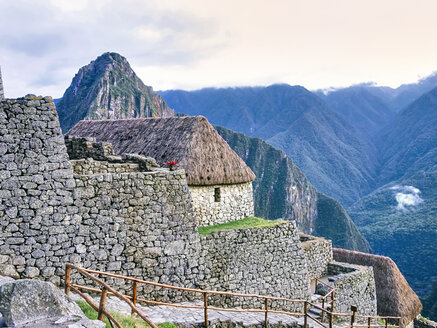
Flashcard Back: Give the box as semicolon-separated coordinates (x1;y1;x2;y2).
204;292;208;328
368;317;371;328
350;305;358;328
131;281;138;316
331;290;335;314
329;292;335;328
265;298;269;328
321;297;325;321
64;266;71;296
98;287;108;321
329;311;333;328
385;319;388;328
304;301;308;328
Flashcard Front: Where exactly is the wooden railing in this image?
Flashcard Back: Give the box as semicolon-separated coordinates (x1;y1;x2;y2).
315;278;335;322
65;264;401;328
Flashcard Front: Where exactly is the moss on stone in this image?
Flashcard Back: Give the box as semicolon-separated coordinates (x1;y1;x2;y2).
198;216;284;235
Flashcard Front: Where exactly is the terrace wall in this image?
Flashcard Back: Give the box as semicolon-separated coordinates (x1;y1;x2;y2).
199;222;310;311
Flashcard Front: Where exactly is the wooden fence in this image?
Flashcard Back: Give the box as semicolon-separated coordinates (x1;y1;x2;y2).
65;263;401;328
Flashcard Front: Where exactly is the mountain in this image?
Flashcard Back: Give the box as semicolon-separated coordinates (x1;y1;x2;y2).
389;72;437;112
56;52;174;133
161;85;378;206
315;192;370;252
316;85;395;138
216;125;370;252
422;281;437;321
349;86;437;297
349;167;437;296
377;86;437;184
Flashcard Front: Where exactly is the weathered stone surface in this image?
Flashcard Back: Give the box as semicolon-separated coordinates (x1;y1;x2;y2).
327;262;377;318
0;279;84;326
190;182;255;227
200;221;310;311
300;234;332;280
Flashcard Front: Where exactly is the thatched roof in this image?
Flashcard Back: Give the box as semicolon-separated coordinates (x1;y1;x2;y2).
66;116;255;186
333;248;422;327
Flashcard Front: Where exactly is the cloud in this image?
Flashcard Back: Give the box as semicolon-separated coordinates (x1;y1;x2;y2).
0;0;230;97
390;185;423;210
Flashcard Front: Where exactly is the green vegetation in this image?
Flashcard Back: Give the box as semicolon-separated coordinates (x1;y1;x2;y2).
198;217;284;235
315;193;370;252
422;280;437;321
349;166;437;297
76;300;178;328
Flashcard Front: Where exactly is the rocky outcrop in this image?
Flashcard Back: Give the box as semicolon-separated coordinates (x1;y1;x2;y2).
56;52;174;133
0;278;104;327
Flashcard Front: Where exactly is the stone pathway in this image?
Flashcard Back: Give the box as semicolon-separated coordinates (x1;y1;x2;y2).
70;293;318;327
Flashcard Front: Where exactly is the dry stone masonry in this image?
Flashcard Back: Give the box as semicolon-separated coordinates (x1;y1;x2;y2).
326;262;377;318
200;222;310;311
301;234;333;280
0;96;76;284
190;182;255;227
0;95;381;323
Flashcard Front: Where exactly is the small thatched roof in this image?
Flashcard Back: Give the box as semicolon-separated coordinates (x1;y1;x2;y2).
66;116;255;186
333;248;422;328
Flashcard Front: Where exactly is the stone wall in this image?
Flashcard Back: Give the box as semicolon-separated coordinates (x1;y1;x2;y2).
327;262;377;318
71;169;201;301
200;222;310;311
65;136;114;161
300;234;332;280
0;96;76;283
65;136;161;172
190;182;254;226
0;97;202;301
71;158;140;174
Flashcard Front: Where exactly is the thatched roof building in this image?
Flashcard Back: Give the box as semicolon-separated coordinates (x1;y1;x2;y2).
66;116;255;186
333;248;422;328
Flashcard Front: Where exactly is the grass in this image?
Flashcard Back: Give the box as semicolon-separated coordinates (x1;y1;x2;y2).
197;216;284;235
76;300;178;328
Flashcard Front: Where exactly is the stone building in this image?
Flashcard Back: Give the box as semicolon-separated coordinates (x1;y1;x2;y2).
66;116;256;226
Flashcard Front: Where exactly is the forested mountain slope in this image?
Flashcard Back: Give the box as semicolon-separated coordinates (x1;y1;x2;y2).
161;85;378;206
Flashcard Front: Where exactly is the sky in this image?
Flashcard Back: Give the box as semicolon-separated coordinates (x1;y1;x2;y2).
1;0;437;98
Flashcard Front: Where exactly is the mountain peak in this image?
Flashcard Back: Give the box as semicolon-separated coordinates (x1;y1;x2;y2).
56;53;174;132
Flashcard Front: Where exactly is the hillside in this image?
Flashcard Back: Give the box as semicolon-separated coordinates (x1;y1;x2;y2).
315;193;370;252
422;281;437;321
216;126;370;252
349;88;437;301
389;72;437;112
161;85;378;206
57;52;174;133
317;85;395;138
349;166;437;296
377;86;437;184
